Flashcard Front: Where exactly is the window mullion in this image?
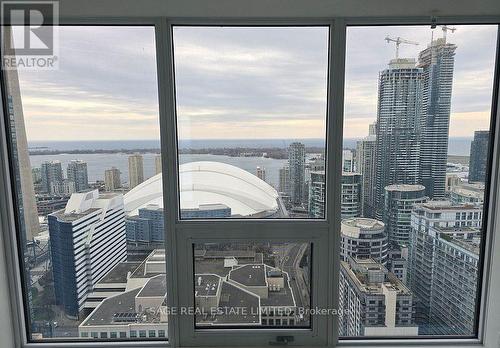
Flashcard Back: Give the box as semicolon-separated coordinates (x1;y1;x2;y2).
326;18;347;347
156;18;182;347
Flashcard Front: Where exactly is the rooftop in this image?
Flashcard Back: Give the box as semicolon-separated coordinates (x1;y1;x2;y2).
230;264;266;287
98;262;141;284
195;274;220;297
137;275;167;298
385;184;425;192
124;161;282;217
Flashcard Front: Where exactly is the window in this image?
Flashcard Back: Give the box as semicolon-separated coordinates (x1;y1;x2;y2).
1;26;167;342
0;12;499;348
172;26;329;219
341;24;497;337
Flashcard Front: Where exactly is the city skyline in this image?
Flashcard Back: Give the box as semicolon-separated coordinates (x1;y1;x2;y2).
16;25;496;142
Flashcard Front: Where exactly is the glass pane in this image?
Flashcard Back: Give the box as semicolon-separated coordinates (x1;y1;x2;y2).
172;26;329;219
194;242;311;328
341;25;497;337
2;26;168;341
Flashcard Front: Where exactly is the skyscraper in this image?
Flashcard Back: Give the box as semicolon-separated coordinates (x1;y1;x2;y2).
384;184;427;246
41;161;63;195
469;130;489;183
341;172;362;219
288;142;306;205
48;190;126;318
339;257;418;337
342;149;355;173
375;58;423;220
309;171;325;218
357;123;377;218
155;154;162;175
256;166;266;182
279;165;290;192
67;160;89;192
104;167;122;191
340;218;388;264
128;154;144;189
409;201;482;334
418;36;457;199
5;66;39;241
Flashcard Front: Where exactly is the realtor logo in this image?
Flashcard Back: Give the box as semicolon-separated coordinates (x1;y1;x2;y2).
1;1;59;69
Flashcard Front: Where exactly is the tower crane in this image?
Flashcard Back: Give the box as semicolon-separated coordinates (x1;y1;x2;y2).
438;25;456;41
385;36;419;59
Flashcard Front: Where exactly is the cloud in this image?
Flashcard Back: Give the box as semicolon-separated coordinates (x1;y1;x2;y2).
15;24;497;142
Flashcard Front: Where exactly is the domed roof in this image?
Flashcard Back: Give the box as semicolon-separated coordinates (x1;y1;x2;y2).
124;161;280;217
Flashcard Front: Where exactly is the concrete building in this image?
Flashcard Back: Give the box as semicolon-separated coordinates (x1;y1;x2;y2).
418;37;457;199
342;149;355;173
105;167;122;191
67;160;89;193
79;275;167;339
51;179;76;196
386;243;409;283
279;165;290;195
128;154;144;189
4;66;40;241
256;166;266;182
409;201;482;334
155;155;162;175
374;58;423;220
48;190;127;318
469;130;489;183
445;173;462;193
339;257;418;337
450;183;484;206
341;172;362;219
357;124;377;218
309;171;325;218
340;218;388;264
41;160;63;195
288;142;306;205
383;184;427;246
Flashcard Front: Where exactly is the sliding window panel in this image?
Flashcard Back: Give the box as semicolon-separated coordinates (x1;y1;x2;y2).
172;25;330;220
340;24;498;338
1;25;169;343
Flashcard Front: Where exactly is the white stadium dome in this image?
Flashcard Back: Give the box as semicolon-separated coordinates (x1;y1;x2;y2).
124;161;284;217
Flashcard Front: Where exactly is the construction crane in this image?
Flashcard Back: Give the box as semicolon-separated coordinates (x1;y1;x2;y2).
385;36;419;59
438;25;456;41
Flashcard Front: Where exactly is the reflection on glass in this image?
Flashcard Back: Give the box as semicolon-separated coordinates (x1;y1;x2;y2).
4;26;167;341
173;26;329;219
194;242;311;328
341;25;497;337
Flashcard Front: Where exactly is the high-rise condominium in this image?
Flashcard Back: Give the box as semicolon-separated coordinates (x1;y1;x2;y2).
469;130;489;183
341;172;362;219
256;166;266;182
340;217;388;264
309;171;325;218
279;165;290;195
5;65;39;240
384;184;427;246
357;123;377;218
342;149;355;173
41;160;63;195
155;154;162;175
409;201;482;335
128;154;144;189
104;167;121;191
418;37;457;199
374;58;423;220
339;257;418;337
288;142;306;205
67;160;89;192
48;190;126;318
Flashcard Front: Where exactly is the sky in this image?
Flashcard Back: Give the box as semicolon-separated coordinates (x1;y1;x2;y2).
16;25;498;141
